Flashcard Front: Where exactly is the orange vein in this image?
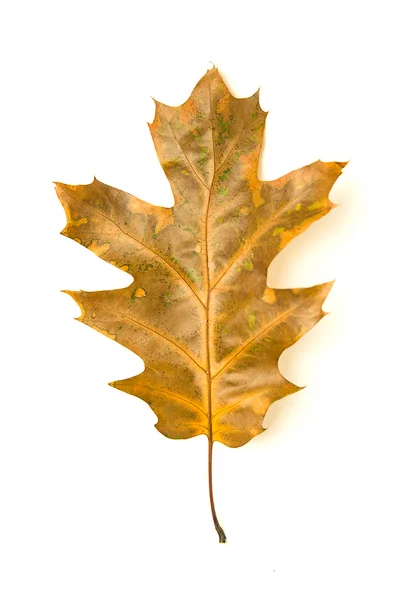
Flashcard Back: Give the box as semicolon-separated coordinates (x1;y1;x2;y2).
210;181;322;290
96;304;206;373
211;298;312;381
134;385;208;417
215;121;245;173
212;387;270;421
159;106;210;191
205;71;215;440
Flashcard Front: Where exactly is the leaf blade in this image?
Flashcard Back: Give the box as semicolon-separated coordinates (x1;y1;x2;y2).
57;68;345;449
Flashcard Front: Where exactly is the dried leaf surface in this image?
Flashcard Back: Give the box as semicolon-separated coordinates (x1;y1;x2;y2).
56;67;345;540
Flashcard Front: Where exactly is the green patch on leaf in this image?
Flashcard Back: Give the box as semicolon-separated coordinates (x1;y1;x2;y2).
216;322;229;335
137;262;154;272
248;312;256;331
160;291;173;307
217;115;233;145
198;147;208;175
242;258;253;271
218;167;231;182
186;268;200;283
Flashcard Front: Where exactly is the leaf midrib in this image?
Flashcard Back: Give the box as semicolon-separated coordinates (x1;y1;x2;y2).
204;74;253;443
205;72;215;444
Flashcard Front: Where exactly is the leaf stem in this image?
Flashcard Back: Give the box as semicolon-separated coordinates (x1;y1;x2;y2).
208;437;226;543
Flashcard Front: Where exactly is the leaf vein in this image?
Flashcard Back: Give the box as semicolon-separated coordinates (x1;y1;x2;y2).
65;189;205;306
212;297;312;380
159;106;210;191
134;385;208;417
211;180;322;289
96;304;206;373
212;387;269;420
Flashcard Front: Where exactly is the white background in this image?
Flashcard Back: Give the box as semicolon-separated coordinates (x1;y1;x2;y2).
1;1;400;598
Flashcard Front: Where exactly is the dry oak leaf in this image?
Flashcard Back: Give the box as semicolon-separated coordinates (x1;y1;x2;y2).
56;67;346;543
